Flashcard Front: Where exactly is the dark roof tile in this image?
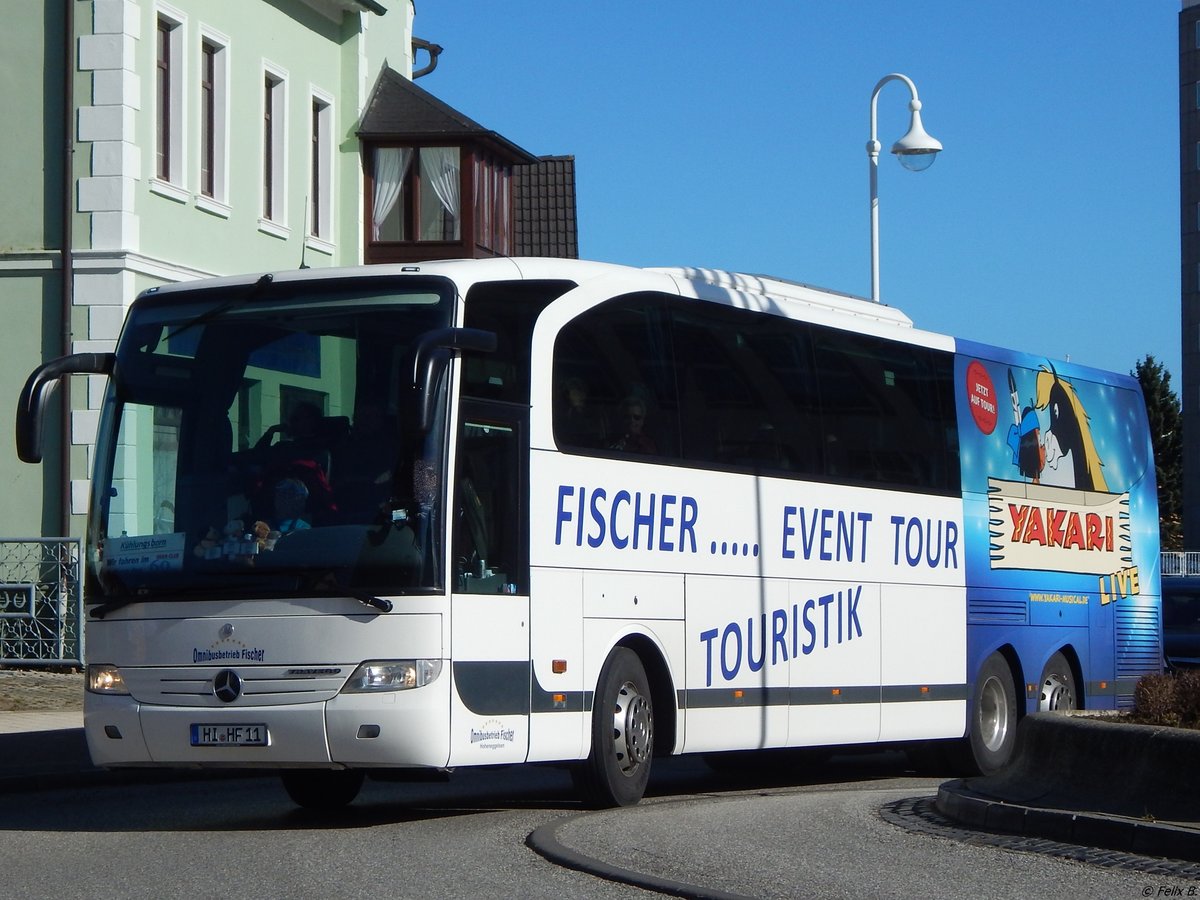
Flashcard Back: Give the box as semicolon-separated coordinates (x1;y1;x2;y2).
514;155;578;259
358;66;536;163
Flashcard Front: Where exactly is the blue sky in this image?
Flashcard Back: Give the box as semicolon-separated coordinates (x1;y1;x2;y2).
412;1;1180;383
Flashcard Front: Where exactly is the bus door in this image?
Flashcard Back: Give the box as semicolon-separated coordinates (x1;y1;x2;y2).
448;400;531;765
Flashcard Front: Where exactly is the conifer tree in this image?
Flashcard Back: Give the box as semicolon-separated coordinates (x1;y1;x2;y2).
1134;355;1182;551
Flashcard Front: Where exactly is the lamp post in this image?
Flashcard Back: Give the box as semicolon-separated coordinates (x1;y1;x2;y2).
868;73;942;303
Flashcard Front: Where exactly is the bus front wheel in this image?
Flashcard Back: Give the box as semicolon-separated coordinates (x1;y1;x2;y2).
574;647;655;808
281;769;365;809
961;652;1018;775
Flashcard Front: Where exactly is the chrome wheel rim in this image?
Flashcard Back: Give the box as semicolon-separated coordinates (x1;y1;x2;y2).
612;679;653;775
1039;672;1076;712
979;675;1010;752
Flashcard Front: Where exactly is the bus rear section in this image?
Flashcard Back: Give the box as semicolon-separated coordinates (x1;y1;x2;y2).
953;343;1161;769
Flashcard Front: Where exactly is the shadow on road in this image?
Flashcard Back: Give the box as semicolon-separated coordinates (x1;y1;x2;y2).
0;748;942;834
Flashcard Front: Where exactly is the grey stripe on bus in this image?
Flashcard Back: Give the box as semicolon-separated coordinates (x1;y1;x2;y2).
454;660;593;716
459;661;968;715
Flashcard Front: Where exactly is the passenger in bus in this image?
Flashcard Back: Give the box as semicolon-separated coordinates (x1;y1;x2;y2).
610;396;656;454
256;401;323;454
256;402;326;473
556;377;607;448
248;402;341;525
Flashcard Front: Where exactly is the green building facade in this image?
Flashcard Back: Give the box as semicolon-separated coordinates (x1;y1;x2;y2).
0;0;414;538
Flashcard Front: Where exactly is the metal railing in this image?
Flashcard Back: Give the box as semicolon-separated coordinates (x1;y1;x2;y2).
0;539;82;667
1162;551;1200;577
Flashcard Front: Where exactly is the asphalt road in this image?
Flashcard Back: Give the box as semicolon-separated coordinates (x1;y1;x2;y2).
1;752;1197;900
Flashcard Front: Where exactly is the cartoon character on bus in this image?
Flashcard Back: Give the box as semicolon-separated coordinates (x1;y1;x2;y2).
1006;365;1106;492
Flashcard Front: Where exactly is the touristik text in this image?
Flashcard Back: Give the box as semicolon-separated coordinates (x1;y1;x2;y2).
699;585;864;686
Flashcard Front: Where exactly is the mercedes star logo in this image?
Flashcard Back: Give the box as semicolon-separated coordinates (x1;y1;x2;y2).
213;669;243;703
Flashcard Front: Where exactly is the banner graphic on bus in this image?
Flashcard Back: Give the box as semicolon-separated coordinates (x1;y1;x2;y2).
987;479;1130;576
955;343;1154;603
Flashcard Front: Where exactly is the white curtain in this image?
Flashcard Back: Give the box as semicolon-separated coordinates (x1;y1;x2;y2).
420;146;460;240
371;147;411;240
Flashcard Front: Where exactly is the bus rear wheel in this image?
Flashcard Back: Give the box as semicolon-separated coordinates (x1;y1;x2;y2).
958;652;1018;775
1038;652;1078;712
281;769;365;809
574;647;654;808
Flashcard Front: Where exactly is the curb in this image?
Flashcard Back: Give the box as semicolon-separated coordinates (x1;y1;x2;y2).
527;811;753;900
936;780;1200;863
935;713;1200;863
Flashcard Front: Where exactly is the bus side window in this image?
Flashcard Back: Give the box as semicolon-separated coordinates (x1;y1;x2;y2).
810;326;957;493
462;279;576;404
552;293;678;459
667;302;822;477
454;419;520;594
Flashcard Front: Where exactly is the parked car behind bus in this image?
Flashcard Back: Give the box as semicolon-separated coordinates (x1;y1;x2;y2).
1163;576;1200;671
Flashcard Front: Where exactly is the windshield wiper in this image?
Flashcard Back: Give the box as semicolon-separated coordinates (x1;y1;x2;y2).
164;272;275;345
299;572;393;613
346;590;393;613
87;570;143;619
90;569;394;618
89;594;141;620
90;581;260;619
92;589;391;618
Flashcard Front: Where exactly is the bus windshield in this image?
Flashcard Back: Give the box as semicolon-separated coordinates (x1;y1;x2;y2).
86;275;456;604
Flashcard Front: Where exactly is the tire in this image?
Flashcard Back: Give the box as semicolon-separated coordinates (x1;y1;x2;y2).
280;769;365;810
574;648;655;808
958;652;1018;775
1038;651;1078;712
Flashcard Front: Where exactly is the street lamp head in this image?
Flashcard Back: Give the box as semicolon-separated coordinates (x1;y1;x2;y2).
868;73;942;302
891;99;942;172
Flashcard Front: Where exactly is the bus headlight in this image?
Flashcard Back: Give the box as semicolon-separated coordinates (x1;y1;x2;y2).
87;664;129;695
341;660;443;693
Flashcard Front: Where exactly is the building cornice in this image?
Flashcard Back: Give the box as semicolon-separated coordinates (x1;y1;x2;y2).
299;0;387;23
71;249;219;284
0;251;62;271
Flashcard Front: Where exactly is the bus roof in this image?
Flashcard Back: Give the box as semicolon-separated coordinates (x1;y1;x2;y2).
136;257;914;328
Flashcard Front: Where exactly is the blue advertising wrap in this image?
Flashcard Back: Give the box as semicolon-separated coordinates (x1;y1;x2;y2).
955;339;1162;702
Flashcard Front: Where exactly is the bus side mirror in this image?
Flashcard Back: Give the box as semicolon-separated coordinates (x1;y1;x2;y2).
410;328;497;433
16;352;115;464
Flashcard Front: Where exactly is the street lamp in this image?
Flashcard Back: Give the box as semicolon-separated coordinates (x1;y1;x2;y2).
868;73;942;303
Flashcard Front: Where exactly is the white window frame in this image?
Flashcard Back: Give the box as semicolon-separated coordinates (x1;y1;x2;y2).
260;62;289;237
308;87;334;252
152;4;188;201
196;26;230;216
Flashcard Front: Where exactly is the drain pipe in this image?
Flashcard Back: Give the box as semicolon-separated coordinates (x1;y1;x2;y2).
411;37;442;78
60;0;75;538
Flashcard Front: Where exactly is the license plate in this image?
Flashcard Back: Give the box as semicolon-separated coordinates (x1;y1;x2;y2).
190;724;269;747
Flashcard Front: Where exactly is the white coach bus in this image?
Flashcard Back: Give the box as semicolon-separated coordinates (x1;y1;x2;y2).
16;258;1162;808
